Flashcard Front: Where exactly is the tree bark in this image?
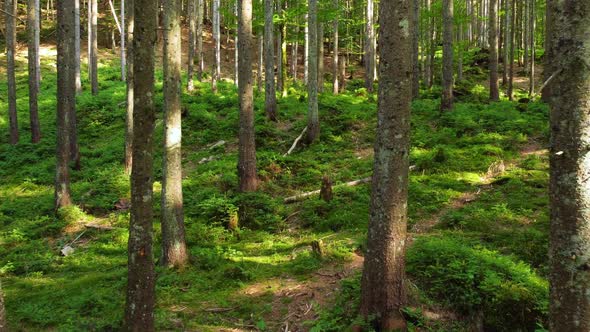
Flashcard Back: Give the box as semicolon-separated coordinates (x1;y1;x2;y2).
188;0;196;91
121;0;126;81
364;0;375;92
502;0;509;85
196;0;204;81
124;0;134;175
162;0;189;268
212;0;220;93
264;0;277;120
332;0;339;95
0;280;6;331
317;23;324;93
441;0;454;111
28;0;41;143
549;1;590;330
411;0;420;98
6;0;18;145
55;0;75;209
75;0;81;92
238;0;257;192
541;0;553;102
489;0;499;101
527;0;534;97
257;31;263;93
124;0;156;327
507;0;515;100
304;13;309;85
359;0;411;329
306;0;319;144
88;0;98;95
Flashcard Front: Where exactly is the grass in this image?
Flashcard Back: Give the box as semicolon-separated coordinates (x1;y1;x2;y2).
0;46;550;331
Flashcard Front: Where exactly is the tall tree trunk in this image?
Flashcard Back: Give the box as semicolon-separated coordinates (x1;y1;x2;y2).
121;0;126;81
280;6;287;96
317;23;324;93
264;0;277;120
502;0;509;85
457;24;463;81
28;0;42;143
292;16;299;80
124;0;134;175
188;0;196;91
541;0;552;102
364;0;375;92
0;280;6;331
75;0;82;92
238;0;257;192
88;0;98;95
257;32;263;93
441;0;454;111
548;1;590;330
489;0;499;101
276;12;283;94
55;0;74;209
507;0;515;100
332;0;339;95
162;0;189;268
425;0;432;88
411;0;420;98
6;0;18;145
306;0;319;143
359;0;411;329
527;0;534;96
304;13;309;85
196;0;204;81
235;1;239;86
212;0;220;93
124;0;156;327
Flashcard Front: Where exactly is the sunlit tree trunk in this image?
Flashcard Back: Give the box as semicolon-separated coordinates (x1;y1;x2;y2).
196;0;204;81
124;0;157;327
212;0;220;93
541;0;553;102
162;0;189;268
411;0;419;98
75;0;81;92
28;0;42;143
88;0;98;95
257;31;263;93
364;0;375;92
489;0;499;101
6;0;18;145
304;13;309;85
188;0;196;91
502;0;509;85
360;0;411;329
124;0;134;175
55;0;75;209
549;1;590;330
441;0;454;111
507;0;515;100
280;4;287;96
238;0;257;192
121;0;126;81
264;0;277;120
527;0;534;97
292;16;299;80
318;23;324;93
306;0;319;143
332;0;339;95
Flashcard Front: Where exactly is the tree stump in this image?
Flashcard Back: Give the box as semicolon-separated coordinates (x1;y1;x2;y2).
311;240;325;258
320;175;333;202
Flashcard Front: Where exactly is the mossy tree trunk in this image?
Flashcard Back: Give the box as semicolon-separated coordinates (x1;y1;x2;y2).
162;0;189;268
359;0;411;329
124;0;156;327
549;1;590;331
55;0;75;210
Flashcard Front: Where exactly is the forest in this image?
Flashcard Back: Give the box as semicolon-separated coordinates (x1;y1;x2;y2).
0;0;587;331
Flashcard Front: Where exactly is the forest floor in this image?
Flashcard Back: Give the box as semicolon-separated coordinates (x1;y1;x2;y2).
0;39;550;332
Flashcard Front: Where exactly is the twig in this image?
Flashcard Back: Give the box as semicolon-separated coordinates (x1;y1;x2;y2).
283;126;308;157
108;0;122;34
535;68;562;96
203;307;236;313
284;177;371;204
0;9;25;23
84;224;116;231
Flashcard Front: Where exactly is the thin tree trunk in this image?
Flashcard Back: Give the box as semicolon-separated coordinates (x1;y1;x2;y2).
306;0;319;143
364;0;375;92
280;6;287;96
196;0;204;81
548;1;590;330
541;0;552;102
257;32;263;93
332;0;339;95
507;0;515;100
411;0;420;98
292;16;299;80
124;0;134;175
124;0;156;326
359;0;411;329
527;0;534;96
234;1;239;86
238;0;257;192
28;0;42;143
425;0;432;88
441;0;454;111
121;0;126;81
304;13;309;85
75;0;81;92
212;0;220;93
6;0;18;145
188;0;196;91
276;10;283;94
264;0;277;120
55;0;74;209
88;0;98;94
489;0;499;101
162;0;189;268
0;280;6;331
317;23;324;93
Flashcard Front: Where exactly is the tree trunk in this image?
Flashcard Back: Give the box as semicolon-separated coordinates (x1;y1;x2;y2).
121;0;126;81
292;15;299;80
489;0;499;101
280;7;287;96
162;0;189;268
317;23;324;93
441;0;454;111
304;13;309;85
364;0;375;92
124;0;156;327
548;1;590;330
196;0;204;81
306;0;319;144
502;0;509;85
541;0;552;102
276;12;283;94
75;0;82;92
88;0;98;95
411;0;420;98
425;0;432;88
359;0;411;329
527;0;534;96
187;0;196;91
238;0;257;192
257;32;263;93
124;0;134;175
235;1;239;86
212;0;220;93
6;0;18;145
28;0;42;143
507;0;515;100
264;0;277;120
55;0;75;209
332;0;339;95
0;280;6;331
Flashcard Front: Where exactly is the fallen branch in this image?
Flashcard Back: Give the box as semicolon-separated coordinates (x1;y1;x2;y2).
203;307;236;313
284;177;371;204
535;68;562;97
283;126;308;157
85;224;116;231
0;9;26;23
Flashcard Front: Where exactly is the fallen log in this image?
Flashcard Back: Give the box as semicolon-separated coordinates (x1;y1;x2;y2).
284;177;371;204
283;127;308;157
84;224;116;231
